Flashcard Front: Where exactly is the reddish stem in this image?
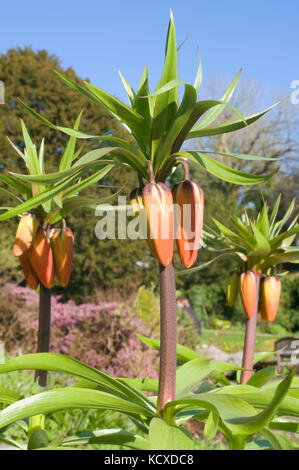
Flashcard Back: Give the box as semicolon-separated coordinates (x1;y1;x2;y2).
178;158;190;180
147;160;156;184
35;284;51;387
157;262;177;416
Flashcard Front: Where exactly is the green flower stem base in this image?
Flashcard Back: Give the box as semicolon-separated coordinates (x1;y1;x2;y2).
35;285;51;387
157;262;177;417
240;272;261;384
230;435;246;450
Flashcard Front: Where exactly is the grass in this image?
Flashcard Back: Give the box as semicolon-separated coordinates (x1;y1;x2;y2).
199;328;285;354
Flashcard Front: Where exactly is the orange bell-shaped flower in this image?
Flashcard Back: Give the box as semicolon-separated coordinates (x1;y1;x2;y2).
240;270;260;319
50;223;74;287
19;252;40;290
28;227;54;289
141;161;174;267
13;213;40;257
172;160;204;268
259;276;281;322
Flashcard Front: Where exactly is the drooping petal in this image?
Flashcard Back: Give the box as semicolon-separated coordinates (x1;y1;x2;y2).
173;179;204;268
13;213;40;257
50;226;74;287
260;276;281;322
28;227;54;289
240;271;259;319
142;182;174;266
19;252;40;290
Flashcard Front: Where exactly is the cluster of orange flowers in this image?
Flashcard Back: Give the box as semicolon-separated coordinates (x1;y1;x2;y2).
130;163;204;269
227;270;281;323
13;214;74;289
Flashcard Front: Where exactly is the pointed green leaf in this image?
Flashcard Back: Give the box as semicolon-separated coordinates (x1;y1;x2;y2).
194;68;242;130
0;388;154;430
0;387;21;405
256;202;270;238
212;218;243;241
20;120;40;175
261;428;295;450
38;138;45;174
0;353;154;411
270;225;299;250
187;103;278;139
0;187;23;205
198;150;280;162
0;170;99;221
175;151;277;186
246;366;276;388
136;335;200;364
193;47;202;92
62;164;114;198
266;248;299;265
154;84;197;168
83;80;145;133
149;418;193;450
59;112;82;171
176;357;240;398
269;194;281;231
135;65;152;123
272;198;295;236
249;222;271;256
62;428;148;450
151;11;178;158
230;216;257;249
204;411;219;440
118;71;136;107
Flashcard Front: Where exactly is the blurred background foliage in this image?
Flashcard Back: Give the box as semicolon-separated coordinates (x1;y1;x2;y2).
0;47;298;334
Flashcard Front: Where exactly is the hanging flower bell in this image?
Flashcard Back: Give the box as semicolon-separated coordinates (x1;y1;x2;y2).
259;275;281;322
172;159;204;268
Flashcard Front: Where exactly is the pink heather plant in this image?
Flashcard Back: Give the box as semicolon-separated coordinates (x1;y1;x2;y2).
1;284;159;379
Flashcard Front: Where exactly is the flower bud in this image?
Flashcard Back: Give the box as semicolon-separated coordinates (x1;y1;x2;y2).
50;225;74;287
172;179;204;268
28;227;54;289
129;188;143;216
142;181;174;267
259;276;281;322
19;253;40;290
13;213;40;257
240;271;260;319
226;271;239;307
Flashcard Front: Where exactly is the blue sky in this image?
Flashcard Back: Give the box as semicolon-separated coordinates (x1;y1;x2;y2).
0;0;298;105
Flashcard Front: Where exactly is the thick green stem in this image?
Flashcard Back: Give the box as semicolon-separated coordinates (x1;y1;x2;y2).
157;262;177;417
240;272;261;385
230;435;246;450
35;284;51;387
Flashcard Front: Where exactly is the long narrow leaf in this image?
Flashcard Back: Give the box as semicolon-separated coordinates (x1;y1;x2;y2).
0;353;155;411
194;68;242;130
175;151;277;185
187;103;278;139
59;112;82;171
0;388;154;430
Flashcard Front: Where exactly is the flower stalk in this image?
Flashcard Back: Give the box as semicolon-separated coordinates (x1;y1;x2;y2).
35;284;51;387
157;262;177;416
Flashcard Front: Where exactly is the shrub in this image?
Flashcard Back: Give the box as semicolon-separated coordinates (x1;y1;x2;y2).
264;323;289;337
0;284;159;379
